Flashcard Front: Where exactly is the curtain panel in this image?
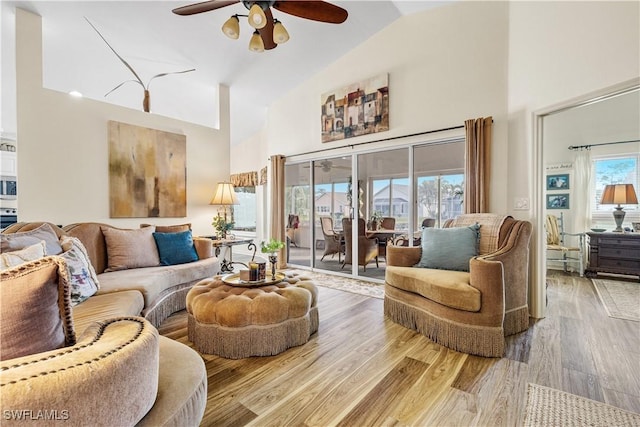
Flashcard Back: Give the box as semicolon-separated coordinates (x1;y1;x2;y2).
230;171;258;187
269;155;286;268
464;117;493;213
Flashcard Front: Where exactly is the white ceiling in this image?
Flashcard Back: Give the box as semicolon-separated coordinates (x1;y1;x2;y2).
2;1;450;144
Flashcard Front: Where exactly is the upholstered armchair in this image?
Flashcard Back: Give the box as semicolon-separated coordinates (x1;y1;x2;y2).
384;214;532;357
341;218;379;271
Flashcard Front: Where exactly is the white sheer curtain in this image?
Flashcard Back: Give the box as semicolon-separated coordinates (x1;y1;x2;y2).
574;149;592;232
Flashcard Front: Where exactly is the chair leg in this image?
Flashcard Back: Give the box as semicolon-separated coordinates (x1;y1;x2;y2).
375;257;379;268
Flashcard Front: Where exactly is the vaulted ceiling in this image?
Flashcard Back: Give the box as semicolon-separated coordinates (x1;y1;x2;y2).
2;1;450;144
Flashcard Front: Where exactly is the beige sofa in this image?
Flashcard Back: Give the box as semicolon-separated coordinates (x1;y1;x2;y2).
4;222;219;328
384;214;532;357
1;222;220;426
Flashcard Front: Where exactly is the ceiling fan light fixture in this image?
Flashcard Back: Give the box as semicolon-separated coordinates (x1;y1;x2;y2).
249;29;265;52
222;15;240;39
248;3;267;29
273;19;289;44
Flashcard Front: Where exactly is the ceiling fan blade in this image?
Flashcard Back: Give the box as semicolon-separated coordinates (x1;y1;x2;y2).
273;1;348;24
172;0;239;16
259;8;277;50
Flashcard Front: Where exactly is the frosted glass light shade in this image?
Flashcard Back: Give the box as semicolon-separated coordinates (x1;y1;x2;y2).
273;21;289;44
248;4;267;29
222;16;240;39
249;30;265;52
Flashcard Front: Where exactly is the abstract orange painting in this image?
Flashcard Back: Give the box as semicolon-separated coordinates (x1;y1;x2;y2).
108;121;186;218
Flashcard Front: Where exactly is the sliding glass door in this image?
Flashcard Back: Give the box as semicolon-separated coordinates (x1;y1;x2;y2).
284;163;311;266
284;138;465;282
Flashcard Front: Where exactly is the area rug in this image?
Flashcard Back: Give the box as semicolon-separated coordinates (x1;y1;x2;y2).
524;383;640;427
286;269;384;299
592;279;640;322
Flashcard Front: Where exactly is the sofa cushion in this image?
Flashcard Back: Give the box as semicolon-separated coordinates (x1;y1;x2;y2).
136;336;207;427
60;236;100;305
0;257;75;360
141;223;191;233
416;224;480;272
102;225;160;272
0;223;63;255
0;241;46;270
96;257;219;308
153;230;199;266
386;265;481;312
72;290;144;335
449;214;509;255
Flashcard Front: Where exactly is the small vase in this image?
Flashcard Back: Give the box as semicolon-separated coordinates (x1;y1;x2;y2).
268;255;277;280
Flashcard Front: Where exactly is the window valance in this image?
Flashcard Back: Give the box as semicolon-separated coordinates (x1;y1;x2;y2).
259;167;268;186
230;171;258;187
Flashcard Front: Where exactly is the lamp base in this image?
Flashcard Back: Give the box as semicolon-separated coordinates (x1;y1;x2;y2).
612;205;625;232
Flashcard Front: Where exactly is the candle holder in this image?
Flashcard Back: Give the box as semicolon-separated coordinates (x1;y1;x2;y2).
268;255;277;280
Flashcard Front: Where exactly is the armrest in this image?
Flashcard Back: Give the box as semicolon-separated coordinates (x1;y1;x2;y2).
193;237;215;259
468;257;505;319
0;317;159;426
386;245;422;267
478;220;532;312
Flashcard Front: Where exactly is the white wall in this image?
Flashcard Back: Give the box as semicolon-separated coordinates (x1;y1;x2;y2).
16;9;230;236
233;0;640;317
264;1;511;213
507;1;640;219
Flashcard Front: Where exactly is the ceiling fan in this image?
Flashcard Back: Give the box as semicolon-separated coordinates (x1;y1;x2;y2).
172;1;348;52
304;160;350;173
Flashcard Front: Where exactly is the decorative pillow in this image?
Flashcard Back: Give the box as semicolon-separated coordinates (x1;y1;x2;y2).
0;223;63;255
60;236;100;306
153;230;199;266
0;257;76;361
0;241;46;270
141;223;191;233
415;223;480;272
101;226;160;272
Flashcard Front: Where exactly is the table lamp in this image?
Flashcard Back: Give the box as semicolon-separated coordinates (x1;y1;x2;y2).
600;183;638;232
210;182;239;237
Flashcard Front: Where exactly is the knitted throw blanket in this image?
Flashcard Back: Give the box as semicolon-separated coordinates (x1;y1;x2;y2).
452;214;509;255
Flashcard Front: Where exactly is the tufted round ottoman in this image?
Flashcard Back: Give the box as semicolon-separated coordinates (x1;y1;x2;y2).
186;272;318;359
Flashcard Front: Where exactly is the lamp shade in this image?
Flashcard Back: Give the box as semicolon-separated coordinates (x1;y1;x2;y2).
249;30;265;52
273;20;289;44
222;15;240;39
210;182;239;206
248;3;267;29
600;184;638;205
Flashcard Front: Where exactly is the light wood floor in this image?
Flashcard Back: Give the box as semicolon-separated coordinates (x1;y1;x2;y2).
158;271;640;426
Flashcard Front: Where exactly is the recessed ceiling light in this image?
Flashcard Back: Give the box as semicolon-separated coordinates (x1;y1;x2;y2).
69;90;83;97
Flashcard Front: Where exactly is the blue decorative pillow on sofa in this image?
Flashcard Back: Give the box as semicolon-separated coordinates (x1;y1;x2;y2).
152;230;199;266
415;223;480;272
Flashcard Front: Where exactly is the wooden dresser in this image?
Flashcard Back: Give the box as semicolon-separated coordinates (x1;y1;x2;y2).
586;232;640;279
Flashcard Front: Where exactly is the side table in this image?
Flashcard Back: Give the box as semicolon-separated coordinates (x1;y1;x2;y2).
208;238;255;274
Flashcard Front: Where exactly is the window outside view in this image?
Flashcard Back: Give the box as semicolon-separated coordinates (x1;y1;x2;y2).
233;186;256;232
592;155;640;227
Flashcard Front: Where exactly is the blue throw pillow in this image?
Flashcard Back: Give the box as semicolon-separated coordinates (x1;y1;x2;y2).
152;230;199;266
415;223;480;272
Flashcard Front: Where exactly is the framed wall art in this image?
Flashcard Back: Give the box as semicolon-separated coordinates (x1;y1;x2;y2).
546;173;569;190
108;120;186;218
321;73;389;143
546;193;570;209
